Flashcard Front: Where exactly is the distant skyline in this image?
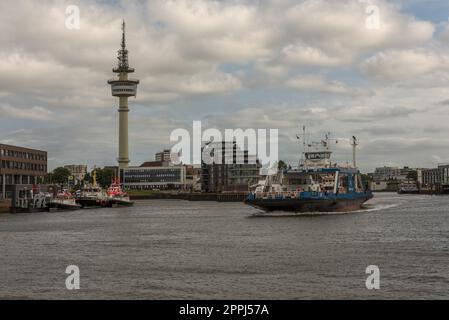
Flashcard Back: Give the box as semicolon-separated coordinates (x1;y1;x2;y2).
1;0;449;172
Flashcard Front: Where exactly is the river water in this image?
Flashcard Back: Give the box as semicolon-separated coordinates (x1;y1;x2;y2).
0;193;448;299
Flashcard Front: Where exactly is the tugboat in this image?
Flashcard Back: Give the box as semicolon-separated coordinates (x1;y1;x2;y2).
75;168;110;208
106;177;134;207
245;130;373;213
50;190;81;210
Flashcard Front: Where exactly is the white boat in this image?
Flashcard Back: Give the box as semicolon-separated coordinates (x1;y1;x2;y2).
50;190;81;210
398;180;420;194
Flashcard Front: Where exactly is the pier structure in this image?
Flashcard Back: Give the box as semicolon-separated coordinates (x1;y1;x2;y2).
108;20;139;171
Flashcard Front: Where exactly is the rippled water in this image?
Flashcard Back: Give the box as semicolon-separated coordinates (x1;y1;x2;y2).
0;193;448;299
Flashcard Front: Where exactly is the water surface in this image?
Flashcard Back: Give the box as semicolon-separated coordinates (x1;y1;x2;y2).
0;193;448;299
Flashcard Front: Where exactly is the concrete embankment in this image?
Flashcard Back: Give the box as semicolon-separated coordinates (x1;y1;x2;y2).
0;200;11;214
130;193;247;202
373;190;441;195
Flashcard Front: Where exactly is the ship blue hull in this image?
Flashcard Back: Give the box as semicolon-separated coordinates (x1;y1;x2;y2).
245;192;373;213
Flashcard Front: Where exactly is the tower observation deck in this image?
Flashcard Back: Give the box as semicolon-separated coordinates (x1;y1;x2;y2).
108;20;139;170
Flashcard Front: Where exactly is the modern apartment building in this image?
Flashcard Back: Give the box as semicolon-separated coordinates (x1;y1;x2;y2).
201;141;260;193
155;149;172;165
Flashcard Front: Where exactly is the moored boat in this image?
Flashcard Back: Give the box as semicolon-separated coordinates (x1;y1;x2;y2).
106;177;134;207
76;185;110;208
398;179;420;194
75;167;110;208
50;190;81;210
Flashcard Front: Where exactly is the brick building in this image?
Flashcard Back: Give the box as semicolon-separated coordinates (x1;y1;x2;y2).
0;143;47;199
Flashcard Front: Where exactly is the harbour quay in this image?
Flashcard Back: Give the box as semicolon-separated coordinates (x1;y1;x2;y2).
129;191;248;202
0;199;10;214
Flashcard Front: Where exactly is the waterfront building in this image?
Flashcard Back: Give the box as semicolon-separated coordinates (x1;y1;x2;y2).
108;21;139;172
398;167;415;181
155;149;172;164
438;164;449;193
140;161;164;167
439;164;449;184
63;165;87;184
122;165;186;190
371;166;400;181
420;168;440;188
201;141;260;193
185;165;201;192
0;143;47;199
370;180;388;192
369;166;416;191
414;165;449;193
137;149;174;169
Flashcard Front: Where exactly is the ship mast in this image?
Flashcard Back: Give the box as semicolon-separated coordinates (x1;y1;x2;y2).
351;136;358;169
92;166;97;188
297;125;307;168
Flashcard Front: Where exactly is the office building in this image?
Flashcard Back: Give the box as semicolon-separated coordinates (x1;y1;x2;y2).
155;149;171;163
122;166;186;190
0;143;47;199
201;141;260;193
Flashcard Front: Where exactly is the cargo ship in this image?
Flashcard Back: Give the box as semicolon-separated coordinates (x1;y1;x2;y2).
245;130;373;213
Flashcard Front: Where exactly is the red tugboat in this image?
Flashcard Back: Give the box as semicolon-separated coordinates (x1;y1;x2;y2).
106;177;134;207
50;190;82;211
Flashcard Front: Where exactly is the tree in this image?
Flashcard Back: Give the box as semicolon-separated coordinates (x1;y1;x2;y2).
51;167;72;184
407;170;418;181
278;160;288;170
361;174;372;190
83;172;91;185
95;168;115;188
361;174;372;184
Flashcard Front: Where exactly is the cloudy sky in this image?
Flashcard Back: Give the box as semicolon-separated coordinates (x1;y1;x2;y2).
1;0;449;172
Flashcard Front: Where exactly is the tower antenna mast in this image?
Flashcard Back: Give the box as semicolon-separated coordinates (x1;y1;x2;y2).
108;20;140;175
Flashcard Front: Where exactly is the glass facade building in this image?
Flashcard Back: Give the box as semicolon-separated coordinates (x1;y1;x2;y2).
122;166;186;190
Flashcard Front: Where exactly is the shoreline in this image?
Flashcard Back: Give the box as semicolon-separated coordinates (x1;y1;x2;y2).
129;192;247;202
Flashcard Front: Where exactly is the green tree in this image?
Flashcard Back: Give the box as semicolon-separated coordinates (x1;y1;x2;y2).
44;173;53;184
83;172;92;185
360;174;372;190
51;167;72;184
278;160;288;170
406;170;418;181
95;168;115;188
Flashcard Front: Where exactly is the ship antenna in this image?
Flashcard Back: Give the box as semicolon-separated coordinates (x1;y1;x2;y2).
351;136;359;168
326;132;331;150
303;125;306;155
